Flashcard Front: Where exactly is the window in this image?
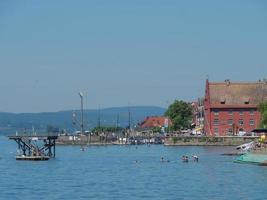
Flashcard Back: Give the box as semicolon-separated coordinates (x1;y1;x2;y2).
213;111;219;116
228;119;233;125
238;119;244;126
214;128;219;135
249;119;254;126
213;119;219;126
239;110;243;115
228;110;233;115
228;128;233;135
250;110;254;115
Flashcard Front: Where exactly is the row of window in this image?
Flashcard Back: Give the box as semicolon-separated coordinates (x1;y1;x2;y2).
214;128;235;134
213;119;254;126
213;110;254;116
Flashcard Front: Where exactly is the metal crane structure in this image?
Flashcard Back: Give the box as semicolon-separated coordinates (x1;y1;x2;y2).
8;135;58;161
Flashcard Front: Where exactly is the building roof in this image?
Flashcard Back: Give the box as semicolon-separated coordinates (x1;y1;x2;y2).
139;116;171;128
208;80;267;108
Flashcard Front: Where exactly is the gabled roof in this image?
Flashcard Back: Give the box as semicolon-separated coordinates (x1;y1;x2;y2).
208;81;267;107
139;116;171;128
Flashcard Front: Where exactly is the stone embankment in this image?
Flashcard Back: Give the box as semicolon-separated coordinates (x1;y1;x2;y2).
164;136;259;146
56;135;113;145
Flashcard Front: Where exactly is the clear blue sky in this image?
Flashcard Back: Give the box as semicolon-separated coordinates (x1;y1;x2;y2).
0;0;267;113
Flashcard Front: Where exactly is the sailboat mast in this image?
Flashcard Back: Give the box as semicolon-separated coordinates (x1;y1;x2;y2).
79;92;84;135
116;113;119;133
128;106;131;131
98;105;101;129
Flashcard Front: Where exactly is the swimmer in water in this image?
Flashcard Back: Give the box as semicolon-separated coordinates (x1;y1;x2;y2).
182;155;189;162
192;155;199;162
80;146;85;151
161;157;170;163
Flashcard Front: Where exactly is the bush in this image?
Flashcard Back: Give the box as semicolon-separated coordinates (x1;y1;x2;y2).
172;137;178;144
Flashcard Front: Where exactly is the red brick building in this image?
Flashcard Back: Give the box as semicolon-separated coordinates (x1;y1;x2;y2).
204;79;267;136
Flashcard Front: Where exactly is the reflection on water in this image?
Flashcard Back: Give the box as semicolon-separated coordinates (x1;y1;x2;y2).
0;136;267;200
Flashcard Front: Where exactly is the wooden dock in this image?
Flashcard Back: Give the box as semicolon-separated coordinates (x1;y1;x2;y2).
15;155;50;161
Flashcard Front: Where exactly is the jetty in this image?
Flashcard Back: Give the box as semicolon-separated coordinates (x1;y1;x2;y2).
8;135;58;161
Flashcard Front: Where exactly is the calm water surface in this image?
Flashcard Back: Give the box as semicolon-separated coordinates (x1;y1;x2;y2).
1;136;267;200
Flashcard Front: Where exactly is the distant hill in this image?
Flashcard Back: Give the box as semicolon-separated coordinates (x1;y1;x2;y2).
0;106;166;135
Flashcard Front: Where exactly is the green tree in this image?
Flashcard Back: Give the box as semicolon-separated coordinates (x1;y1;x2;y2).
165;100;192;131
259;100;267;128
152;126;162;133
46;124;60;133
91;126;124;134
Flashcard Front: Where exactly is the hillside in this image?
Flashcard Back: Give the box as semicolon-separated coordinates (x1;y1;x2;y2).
0;106;166;135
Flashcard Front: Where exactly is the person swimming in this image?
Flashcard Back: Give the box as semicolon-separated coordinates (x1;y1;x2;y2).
160;157;170;163
192;155;199;162
80;146;85;151
181;155;189;162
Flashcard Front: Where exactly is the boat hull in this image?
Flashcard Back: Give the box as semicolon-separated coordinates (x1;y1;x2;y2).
235;153;267;165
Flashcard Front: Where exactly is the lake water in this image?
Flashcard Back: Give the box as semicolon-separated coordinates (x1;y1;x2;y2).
1;136;267;200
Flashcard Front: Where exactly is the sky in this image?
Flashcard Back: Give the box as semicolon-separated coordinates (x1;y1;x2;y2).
0;0;267;113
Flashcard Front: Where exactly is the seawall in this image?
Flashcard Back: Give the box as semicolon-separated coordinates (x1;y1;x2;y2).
164;136;259;146
56;135;113;145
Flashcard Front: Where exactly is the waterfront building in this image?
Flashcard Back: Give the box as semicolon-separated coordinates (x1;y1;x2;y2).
138;116;172;132
204;79;267;136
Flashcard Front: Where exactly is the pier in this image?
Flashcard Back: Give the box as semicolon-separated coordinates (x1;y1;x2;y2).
8;135;58;161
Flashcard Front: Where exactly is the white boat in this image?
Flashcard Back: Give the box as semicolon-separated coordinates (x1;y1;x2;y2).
236;141;255;152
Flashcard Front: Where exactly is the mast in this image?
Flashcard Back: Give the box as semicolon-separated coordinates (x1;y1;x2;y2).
116;113;119;133
98;105;101;129
79;92;84;135
128;106;131;131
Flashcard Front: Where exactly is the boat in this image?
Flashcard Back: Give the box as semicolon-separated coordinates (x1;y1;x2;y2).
235;152;267;165
236;141;255;152
221;141;255;156
235;138;267;165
